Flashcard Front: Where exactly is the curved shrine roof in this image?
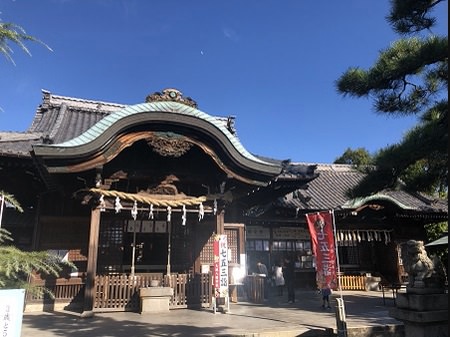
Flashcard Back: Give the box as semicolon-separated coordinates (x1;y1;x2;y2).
33;100;272;167
29;89;284;182
275;163;448;216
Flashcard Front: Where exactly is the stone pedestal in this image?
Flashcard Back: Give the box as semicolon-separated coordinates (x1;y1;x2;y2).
139;287;173;313
389;290;448;337
365;276;381;291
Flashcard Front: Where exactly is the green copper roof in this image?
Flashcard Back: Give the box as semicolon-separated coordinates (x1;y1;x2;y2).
41;101;274;166
342;194;414;210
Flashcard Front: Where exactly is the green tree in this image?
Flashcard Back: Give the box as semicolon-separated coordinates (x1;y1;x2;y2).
334;147;373;166
0;229;67;297
1;192;72;296
336;0;448;197
0;21;52;65
0;22;66;296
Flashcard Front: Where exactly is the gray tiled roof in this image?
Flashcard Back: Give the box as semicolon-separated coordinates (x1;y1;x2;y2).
276;163;448;213
0;91;124;157
279;163;365;210
0;132;44;157
28;90;125;144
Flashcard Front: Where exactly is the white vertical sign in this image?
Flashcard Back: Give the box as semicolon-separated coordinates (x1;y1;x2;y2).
213;234;229;298
0;289;25;337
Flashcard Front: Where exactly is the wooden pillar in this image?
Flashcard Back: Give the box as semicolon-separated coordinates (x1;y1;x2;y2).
216;208;225;234
81;207;101;317
31;197;43;251
238;225;245;259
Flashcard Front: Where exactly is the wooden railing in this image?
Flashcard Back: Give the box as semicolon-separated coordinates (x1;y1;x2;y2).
165;273;212;309
337;275;367;290
93;272;211;311
26;272;211;312
26;273;376;312
25;277;85;311
94;273;163;312
26;277;85;300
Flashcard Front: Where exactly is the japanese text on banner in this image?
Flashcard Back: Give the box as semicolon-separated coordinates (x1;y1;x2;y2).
213;234;229;298
305;211;338;290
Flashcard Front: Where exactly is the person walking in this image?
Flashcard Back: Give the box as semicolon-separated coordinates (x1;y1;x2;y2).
273;261;285;296
283;255;295;303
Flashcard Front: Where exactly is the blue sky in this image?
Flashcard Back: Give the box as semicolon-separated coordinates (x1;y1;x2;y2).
0;0;448;164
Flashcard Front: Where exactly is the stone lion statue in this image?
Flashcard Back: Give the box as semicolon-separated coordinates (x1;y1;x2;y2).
402;240;435;288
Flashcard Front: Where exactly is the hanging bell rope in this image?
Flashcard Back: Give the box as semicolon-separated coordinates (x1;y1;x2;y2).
89;188;207;207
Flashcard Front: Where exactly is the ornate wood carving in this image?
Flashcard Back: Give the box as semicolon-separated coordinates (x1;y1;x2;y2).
146;132;193;157
145;88;198;108
146;174;181;195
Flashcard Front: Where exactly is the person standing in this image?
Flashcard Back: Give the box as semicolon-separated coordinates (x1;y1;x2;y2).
283;255;295;303
273;261;285;296
320;283;332;309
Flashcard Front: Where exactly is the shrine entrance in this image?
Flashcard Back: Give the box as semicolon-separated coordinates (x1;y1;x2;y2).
96;217;172;274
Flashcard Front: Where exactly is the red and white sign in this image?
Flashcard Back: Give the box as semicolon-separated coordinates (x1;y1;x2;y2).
306;210;338;290
213;234;229;298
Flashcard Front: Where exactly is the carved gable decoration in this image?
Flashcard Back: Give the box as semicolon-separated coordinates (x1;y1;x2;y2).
146;132;193;157
145;88;198;108
146;174;183;196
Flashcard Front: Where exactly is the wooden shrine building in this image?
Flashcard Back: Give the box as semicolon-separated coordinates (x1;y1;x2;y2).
0;88;447;312
0;88;317;312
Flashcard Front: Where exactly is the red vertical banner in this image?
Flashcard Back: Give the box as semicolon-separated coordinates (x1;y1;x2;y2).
305;211;338;290
213;234;229;298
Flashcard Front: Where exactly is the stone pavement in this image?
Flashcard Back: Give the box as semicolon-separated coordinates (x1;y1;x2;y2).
20;289;405;337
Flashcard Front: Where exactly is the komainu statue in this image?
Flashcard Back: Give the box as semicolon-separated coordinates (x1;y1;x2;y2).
402;239;445;289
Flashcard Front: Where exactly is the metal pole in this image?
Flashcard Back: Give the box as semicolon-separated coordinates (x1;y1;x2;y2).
167;221;171;275
0;194;4;228
331;210;348;337
131;226;136;277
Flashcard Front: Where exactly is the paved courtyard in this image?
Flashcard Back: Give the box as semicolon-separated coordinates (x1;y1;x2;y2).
20;289;404;337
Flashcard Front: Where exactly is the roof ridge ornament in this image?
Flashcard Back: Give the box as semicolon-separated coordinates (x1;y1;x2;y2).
145;88;198;108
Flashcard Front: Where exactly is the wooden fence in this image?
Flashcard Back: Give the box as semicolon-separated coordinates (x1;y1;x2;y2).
337;275;368;291
26;277;85;301
26;272;212;312
93;273;162;312
165;272;212;309
25;273;373;312
25;277;85;312
93;272;212;312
